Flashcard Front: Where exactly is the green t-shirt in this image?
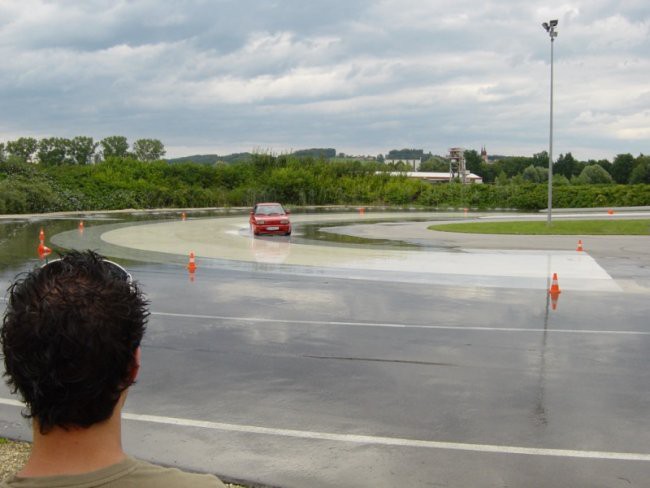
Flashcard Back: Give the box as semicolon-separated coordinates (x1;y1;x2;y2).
1;456;225;488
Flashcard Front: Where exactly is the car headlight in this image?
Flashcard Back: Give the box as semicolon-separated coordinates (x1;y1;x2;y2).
256;219;265;224
281;219;289;224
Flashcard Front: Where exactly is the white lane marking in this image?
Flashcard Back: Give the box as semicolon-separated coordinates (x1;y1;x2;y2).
1;398;649;462
2;301;643;335
151;311;650;336
480;212;650;220
0;398;23;407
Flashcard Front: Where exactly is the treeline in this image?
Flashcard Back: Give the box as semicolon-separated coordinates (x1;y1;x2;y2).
455;150;650;185
165;146;650;186
0;136;165;166
2;152;650;215
385;149;427;161
167;149;337;164
292;148;337;159
373;149;650;186
167;152;252;165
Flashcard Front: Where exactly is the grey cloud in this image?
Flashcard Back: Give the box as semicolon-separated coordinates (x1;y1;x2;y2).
0;0;648;160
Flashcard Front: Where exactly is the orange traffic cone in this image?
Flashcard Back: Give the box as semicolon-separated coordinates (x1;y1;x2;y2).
78;221;85;233
39;228;45;241
38;240;52;257
576;239;583;252
549;290;560;311
359;207;365;216
549;273;561;295
549;273;561;310
607;209;614;215
181;212;187;221
187;251;197;272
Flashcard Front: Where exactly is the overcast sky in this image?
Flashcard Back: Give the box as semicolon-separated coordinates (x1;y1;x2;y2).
0;1;648;161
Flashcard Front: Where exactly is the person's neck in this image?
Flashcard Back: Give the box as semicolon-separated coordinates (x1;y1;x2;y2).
19;407;126;477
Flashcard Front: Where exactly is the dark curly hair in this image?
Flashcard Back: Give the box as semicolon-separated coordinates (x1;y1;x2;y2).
1;251;149;433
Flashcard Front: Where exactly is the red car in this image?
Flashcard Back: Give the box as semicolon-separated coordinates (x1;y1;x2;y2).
249;203;292;236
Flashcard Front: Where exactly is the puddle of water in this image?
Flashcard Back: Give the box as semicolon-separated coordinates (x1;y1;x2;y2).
0;208;476;272
296;222;419;249
296;215;469;251
0;210;256;272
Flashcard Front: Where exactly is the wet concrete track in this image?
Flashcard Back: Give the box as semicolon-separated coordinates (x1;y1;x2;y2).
1;210;650;487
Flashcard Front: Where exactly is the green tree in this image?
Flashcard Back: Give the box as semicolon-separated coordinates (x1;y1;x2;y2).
386;160;412;172
590;159;612;175
292;148;336;159
532;151;549;167
552;174;571;186
6;137;38;162
611;153;634;183
133;138;166;161
69;136;98;165
0;142;5;162
495;171;509;186
477;163;495;183
37;137;71;165
522;164;541;183
418;157;448;172
495;156;532;177
575;164;614;184
100;136;129;159
629;157;650;184
554;152;581;179
510;174;525;185
522;164;548;183
386;148;424;161
464;149;483;174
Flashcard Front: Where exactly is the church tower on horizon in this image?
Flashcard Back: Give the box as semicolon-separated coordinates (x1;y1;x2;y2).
480;145;488;163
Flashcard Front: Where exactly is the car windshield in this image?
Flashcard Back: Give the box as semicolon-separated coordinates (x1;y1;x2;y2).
255;205;284;215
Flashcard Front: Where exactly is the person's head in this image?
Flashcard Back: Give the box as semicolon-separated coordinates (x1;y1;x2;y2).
1;250;149;434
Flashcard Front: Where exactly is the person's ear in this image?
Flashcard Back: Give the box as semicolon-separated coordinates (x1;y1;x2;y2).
128;347;141;384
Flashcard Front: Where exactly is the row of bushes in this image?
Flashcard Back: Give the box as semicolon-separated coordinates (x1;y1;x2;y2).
2;155;650;214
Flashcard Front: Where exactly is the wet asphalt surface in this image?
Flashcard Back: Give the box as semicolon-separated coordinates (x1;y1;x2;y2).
1;210;650;488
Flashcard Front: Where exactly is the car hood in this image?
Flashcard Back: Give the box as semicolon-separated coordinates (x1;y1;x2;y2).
254;215;287;222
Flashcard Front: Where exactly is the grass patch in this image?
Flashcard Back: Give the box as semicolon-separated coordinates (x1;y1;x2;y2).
428;219;650;235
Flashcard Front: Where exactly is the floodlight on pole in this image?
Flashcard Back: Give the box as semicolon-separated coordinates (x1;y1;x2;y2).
542;19;558;225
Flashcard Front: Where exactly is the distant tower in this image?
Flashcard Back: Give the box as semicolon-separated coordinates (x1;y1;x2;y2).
448;147;466;183
480;145;488;163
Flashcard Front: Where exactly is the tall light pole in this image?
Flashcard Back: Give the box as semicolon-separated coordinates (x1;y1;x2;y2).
542;19;558;225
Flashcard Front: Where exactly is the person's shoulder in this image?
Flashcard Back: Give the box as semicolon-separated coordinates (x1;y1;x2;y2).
127;458;226;487
0;457;225;488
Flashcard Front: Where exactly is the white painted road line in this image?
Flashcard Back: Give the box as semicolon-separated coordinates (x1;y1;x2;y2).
152;311;650;336
1;398;649;462
480;212;650;220
0;398;23;407
1;302;644;335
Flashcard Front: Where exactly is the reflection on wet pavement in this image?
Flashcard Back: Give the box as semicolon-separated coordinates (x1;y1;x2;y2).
2;210;650;488
88;216;622;292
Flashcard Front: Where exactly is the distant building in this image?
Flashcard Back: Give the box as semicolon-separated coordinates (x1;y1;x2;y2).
384;158;421;170
447;147;467;183
481;145;488;163
345;154;377;161
385;149;425;171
